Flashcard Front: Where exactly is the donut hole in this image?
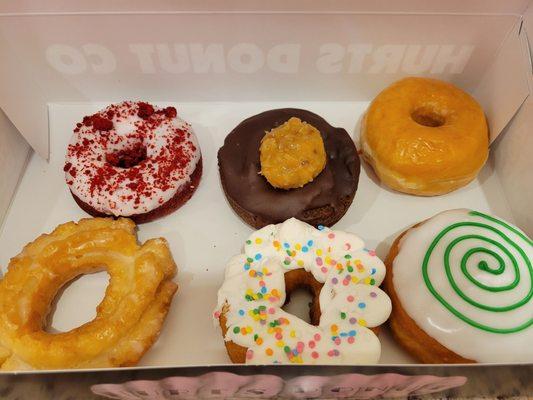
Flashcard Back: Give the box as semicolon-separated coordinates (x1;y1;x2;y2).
282;269;323;326
282;288;314;324
46;271;109;333
106;144;147;168
411;107;446;128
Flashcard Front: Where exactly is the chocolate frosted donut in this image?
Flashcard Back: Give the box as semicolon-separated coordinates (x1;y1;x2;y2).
218;109;359;228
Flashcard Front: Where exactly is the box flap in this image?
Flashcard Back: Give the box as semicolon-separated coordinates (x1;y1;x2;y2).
474;19;531;142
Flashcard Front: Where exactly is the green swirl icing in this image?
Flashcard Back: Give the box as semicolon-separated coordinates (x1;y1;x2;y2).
422;210;533;334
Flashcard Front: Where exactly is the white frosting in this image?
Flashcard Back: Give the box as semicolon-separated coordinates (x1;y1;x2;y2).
393;209;533;362
65;101;201;216
215;218;391;364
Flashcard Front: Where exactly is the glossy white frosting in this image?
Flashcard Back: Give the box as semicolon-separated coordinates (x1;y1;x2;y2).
215;218;391;364
393;209;533;362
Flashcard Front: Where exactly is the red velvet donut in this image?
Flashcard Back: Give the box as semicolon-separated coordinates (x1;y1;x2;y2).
65;101;202;223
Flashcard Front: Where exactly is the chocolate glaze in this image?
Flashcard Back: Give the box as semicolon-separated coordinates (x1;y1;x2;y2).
218;108;360;226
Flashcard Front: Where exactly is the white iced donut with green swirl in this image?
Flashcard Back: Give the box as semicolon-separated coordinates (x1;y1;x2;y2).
390;209;532;363
214;218;392;364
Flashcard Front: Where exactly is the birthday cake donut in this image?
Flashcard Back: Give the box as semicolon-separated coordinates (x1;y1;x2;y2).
385;209;533;363
214;218;392;364
65;101;202;223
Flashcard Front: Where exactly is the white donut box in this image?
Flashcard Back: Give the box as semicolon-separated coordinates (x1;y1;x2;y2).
0;1;531;399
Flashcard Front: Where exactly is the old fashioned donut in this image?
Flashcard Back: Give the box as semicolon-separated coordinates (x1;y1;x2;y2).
0;218;177;370
218;109;360;229
384;209;532;363
65;101;202;223
361;78;489;196
214;218;391;364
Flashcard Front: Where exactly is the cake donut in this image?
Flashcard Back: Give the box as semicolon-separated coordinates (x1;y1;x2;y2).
0;218;177;370
385;209;532;363
361;77;489;196
218;109;360;229
65;101;202;223
214;218;392;364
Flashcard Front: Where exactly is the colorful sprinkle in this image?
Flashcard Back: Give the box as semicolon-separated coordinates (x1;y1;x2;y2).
358;302;366;309
246;349;254;360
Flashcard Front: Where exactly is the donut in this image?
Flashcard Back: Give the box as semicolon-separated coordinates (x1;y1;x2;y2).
384;209;532;363
218;109;360;229
65;101;202;223
361;77;489;196
214;218;392;364
0;218;177;370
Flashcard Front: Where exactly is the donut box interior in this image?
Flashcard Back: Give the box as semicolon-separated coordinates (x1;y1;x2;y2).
0;0;532;388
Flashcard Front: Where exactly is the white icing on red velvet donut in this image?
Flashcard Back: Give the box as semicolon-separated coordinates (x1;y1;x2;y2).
64;101;201;216
215;218;392;364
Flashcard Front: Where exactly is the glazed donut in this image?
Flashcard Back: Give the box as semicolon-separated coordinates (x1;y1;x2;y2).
0;218;177;370
361;77;489;196
384;209;532;363
214;218;391;364
65;101;202;223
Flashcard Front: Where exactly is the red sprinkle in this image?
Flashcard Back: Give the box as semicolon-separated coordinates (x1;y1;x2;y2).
82;116;93;126
164;106;177;118
63;162;72;172
138;102;155;119
92;116;113;131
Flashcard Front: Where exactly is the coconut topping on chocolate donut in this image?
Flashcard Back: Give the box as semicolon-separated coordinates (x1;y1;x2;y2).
65;101;201;217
